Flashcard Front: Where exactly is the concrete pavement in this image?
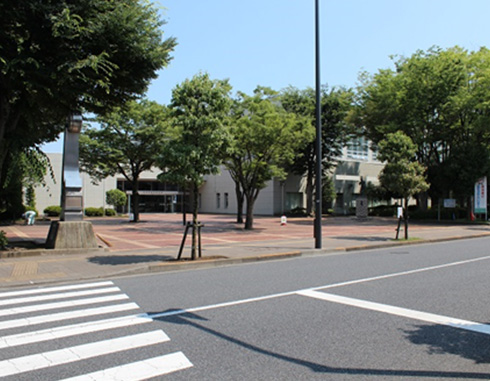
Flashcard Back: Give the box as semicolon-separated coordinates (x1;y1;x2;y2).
1;214;489;288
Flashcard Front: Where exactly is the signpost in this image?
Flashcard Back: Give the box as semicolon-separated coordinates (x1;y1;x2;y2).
474;177;487;220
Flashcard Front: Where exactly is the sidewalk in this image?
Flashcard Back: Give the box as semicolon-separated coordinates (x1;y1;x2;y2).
1;214;489;288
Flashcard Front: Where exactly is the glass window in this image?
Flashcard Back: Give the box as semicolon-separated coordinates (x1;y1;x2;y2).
224;193;229;209
346;137;369;160
216;193;221;209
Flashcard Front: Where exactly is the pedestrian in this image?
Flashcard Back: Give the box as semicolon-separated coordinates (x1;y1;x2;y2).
24;210;36;225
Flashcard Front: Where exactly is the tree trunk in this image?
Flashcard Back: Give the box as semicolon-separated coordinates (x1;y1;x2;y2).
404;197;409;240
305;164;314;216
244;193;256;230
234;180;244;224
131;179;140;222
191;182;199;260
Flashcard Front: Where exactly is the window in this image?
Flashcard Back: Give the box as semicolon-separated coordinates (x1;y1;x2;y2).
224;193;229;209
216;193;221;209
346;137;369;160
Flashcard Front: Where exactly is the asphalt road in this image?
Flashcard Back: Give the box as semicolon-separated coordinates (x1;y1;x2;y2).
1;237;490;380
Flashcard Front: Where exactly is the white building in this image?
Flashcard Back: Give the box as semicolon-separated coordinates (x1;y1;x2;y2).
36;138;382;216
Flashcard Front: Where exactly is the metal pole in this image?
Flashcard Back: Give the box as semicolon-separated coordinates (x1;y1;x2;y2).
314;0;322;248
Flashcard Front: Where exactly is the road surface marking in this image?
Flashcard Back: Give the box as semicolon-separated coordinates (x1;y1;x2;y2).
310;254;490;291
0;286;121;306
0;294;129;317
60;352;193;381
0;313;153;349
148;254;490;320
0;302;139;330
0;280;114;298
297;289;490;336
0;330;169;377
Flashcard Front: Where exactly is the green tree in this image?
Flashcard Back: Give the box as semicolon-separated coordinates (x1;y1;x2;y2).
353;46;490;207
106;189;127;211
80;99;169;222
0;147;51;219
158;73;232;260
378;131;429;239
322;176;336;212
0;0;176;203
281;86;354;215
226;87;314;229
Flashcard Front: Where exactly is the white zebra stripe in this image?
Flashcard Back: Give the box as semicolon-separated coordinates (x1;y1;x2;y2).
0;286;121;307
0;330;169;377
0;313;153;349
0;293;129;317
0;302;139;330
0;281;114;298
60;352;193;381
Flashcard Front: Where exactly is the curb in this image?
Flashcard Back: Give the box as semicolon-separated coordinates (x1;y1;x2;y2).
0;247;108;259
146;251;302;273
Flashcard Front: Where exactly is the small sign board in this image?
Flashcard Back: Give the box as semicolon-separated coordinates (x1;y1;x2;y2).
397;207;403;219
443;199;456;208
474;177;487;214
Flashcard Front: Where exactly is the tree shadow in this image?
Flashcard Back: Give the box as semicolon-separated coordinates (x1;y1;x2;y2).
148;309;490;379
403;323;490;364
88;254;173;265
331;236;392;242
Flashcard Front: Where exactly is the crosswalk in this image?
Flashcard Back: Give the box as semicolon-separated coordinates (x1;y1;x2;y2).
0;281;193;380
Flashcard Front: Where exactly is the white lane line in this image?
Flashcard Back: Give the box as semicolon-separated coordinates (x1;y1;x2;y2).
0;286;121;307
0;313;153;349
311;254;490;292
60;352;193;381
0;281;114;298
298;290;490;336
0;330;169;377
0;302;139;331
148;291;296;320
146;254;490;320
0;294;129;318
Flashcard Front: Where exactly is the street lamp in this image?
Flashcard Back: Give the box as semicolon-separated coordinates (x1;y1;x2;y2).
67;113;83;133
314;0;322;249
61;113;84;221
46;112;99;250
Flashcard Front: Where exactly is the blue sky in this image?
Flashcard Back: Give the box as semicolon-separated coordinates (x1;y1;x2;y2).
43;0;490;152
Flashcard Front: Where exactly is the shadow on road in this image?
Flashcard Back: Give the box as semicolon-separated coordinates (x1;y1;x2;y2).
88;254;173;265
149;309;490;379
404;323;490;364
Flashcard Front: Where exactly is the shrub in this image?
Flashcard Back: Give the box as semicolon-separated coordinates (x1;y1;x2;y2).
0;230;7;250
369;205;396;217
106;189;127;208
287;207;308;217
24;205;39;216
410;206;467;220
44;205;62;217
104;208;116;216
84;207;104;217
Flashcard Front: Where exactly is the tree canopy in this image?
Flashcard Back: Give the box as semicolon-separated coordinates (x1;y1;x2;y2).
226;87;314;229
157;73;232;259
80;99;169;222
378;131;429;238
281;86;354;215
0;0;176;211
353;46;490;205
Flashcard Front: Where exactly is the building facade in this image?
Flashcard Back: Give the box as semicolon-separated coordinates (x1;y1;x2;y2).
36;140;382;216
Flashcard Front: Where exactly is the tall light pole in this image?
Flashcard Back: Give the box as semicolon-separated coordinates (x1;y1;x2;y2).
314;0;322;248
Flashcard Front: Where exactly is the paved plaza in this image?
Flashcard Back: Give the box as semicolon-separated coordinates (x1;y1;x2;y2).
1;214;489;287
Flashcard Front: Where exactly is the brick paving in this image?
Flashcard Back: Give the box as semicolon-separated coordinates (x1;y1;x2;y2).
1;213;489;287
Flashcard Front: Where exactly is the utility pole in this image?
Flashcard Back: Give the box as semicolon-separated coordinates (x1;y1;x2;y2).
314;0;322;248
